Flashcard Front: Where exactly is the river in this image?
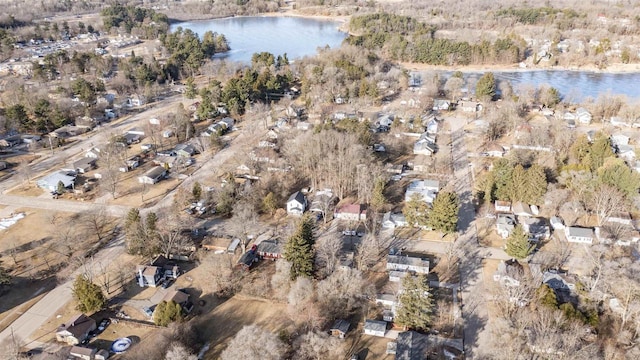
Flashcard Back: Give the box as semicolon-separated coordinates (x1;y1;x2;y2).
170;16;347;63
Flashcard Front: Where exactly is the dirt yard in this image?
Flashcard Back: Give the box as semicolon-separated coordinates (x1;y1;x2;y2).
198;294;295;359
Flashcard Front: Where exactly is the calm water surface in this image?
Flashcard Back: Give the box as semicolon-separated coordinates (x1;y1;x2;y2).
170;16;347;63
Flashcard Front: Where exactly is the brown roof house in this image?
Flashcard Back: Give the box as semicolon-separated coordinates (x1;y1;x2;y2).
56;314;96;345
334;203;367;222
330;319;351;339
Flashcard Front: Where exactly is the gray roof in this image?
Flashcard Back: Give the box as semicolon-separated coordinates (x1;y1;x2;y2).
364;319;387;332
567;226;594;238
37;171;76;189
387;254;430;269
396;331;430;360
257;239;282;255
57;313;96;339
288;191;306;204
144;166;166;179
331;319;350;334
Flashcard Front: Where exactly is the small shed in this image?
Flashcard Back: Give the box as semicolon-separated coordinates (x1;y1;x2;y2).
330;319;350;339
69;346;97;360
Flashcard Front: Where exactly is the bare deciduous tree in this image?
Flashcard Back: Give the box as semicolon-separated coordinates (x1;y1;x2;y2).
165;342;197;360
315;232;342;277
295;331;344;360
589;185;625;226
220;325;285;360
316;267;364;319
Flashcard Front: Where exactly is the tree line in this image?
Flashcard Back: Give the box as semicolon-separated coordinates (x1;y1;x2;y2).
101;4;169;38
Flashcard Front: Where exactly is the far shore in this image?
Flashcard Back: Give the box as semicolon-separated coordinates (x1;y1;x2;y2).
165;8;640;74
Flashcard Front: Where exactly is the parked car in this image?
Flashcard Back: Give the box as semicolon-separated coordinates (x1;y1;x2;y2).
142;306;154;318
98;318;111;332
162;279;174;289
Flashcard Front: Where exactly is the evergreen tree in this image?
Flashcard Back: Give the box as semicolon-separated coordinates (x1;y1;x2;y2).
192;181;202;201
185;77;197;99
0;257;11;286
403;193;430;228
56;180;66;194
72;275;106;313
569;134;591;164
370;178;387;212
153;300;183;326
262;192;277;216
597;157;640;198
537;284;558;308
428;191;459;235
492;159;513;201
475;72;496;100
395;275;433;332
524;164;547;204
507;164;527;202
505;225;532;259
588;134;614;171
283;214;315;280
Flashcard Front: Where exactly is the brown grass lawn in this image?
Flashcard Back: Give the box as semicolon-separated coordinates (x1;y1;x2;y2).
199;294;295;359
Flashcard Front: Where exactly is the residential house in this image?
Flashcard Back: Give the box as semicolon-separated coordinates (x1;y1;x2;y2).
376;293;398;308
405;180;439;204
611;134;630;147
85;147;101;159
512;202;533;217
458;100;482;113
138;166;167;184
543;270;576;292
496;214;517;239
493;259;524;287
126;94;146;107
50;126;88;138
287;191;307;216
484;143;505;157
220;117;235;130
56;314;96;345
334;203;367;221
608;212;633;225
576;107;592;124
256;239;282;260
153;156;180;169
565;226;595;244
521;217;550;241
386;253;430;275
395;331;430;360
73;158;97;174
425;119;438;135
123;132;142;145
162;289;193;313
237;245;258;270
136;265;162;287
432;99;451;111
363;319;387;337
413;139;437;155
382;212;408;229
175;143;196;157
69;346;97;360
611;116;630;127
37;171;76;192
616;145;636;161
75;116;97;129
550;216;565;230
494;200;512;213
330;319;351;339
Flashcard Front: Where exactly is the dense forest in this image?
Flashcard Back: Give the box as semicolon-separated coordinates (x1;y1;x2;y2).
101;4;170;39
348;13;523;65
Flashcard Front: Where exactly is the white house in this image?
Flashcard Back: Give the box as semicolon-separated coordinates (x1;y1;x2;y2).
137;166;167;185
484;143;505;157
432;99;451;111
611;134;630;147
494;200;512;213
37;171;76;192
576;108;592;124
565;226;595;244
287;191;307;216
334;203;367;221
616;145;636;161
382;212;408;229
405;179;439;204
363;319;387;337
459;100;482;113
550;216;565;230
611;117;630;127
496;214;517;238
386;254;429;274
413;139;437;155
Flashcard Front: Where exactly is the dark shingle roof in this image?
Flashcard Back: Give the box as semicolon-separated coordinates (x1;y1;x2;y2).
288;191;306;204
396;331;430;360
331;319;350;334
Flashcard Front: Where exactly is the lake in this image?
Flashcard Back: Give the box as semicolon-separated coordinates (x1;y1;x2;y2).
170;16;347;63
448;70;640;101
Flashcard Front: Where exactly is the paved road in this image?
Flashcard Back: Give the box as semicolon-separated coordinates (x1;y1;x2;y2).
448;124;492;359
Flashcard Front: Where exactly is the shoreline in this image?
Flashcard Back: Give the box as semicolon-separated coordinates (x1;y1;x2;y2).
166;8;640;75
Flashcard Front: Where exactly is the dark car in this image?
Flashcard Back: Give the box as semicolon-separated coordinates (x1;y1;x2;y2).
161;279;174;289
97;318;111;332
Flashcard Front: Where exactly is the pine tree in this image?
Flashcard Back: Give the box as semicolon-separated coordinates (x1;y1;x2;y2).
505;225;532;259
588;133;614;171
507;164;527;202
475;72;496;100
403;193;430;228
492;159;513;201
524;164;547;204
192;181;202;201
72;275;106;313
56;180;66;194
428;191;459;235
262;192;277;216
153;300;183;326
283;214;315;280
0;257;11;286
537;284;558;309
569;134;590;164
185;77;197;99
395;275;433;332
370;178;387;212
